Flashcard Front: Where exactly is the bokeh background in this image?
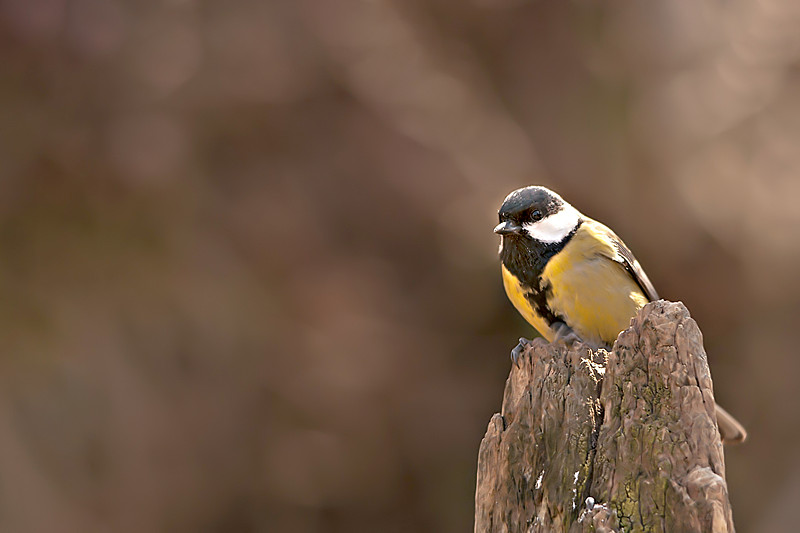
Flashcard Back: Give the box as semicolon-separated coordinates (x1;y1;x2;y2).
1;0;799;531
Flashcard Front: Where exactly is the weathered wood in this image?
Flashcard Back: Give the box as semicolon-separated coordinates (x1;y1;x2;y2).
475;300;734;533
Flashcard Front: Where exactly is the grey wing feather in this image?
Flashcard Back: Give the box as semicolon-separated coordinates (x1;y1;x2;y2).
611;237;659;302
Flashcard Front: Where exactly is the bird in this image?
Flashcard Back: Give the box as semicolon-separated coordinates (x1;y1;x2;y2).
494;185;746;444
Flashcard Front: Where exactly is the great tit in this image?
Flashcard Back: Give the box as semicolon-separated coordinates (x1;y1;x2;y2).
495;185;746;444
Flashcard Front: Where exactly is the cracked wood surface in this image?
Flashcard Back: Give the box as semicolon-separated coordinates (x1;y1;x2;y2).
474;300;734;533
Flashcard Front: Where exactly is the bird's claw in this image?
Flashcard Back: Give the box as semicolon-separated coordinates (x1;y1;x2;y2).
510;337;531;367
551;321;582;346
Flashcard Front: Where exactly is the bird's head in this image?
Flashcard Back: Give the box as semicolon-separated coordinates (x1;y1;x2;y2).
494;186;581;245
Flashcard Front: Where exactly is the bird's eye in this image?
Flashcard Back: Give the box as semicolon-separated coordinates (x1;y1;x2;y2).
531;210;543;222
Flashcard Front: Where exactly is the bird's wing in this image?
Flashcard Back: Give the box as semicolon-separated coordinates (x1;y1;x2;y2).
611;237;659;302
584;219;660;302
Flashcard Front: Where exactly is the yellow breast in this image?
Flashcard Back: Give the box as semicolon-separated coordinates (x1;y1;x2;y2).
501;264;554;342
502;221;649;347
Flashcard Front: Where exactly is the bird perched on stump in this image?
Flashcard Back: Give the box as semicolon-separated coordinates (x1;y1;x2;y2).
494;185;746;444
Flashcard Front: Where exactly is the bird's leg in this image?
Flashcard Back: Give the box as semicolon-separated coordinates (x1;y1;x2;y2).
551;321;583;346
510;337;531;367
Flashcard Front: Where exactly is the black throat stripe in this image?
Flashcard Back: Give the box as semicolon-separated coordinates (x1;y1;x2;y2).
500;221;582;328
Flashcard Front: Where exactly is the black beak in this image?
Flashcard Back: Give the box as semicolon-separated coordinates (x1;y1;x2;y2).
494;221;524;236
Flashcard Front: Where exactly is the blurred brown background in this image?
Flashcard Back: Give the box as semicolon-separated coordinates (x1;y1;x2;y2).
0;0;798;531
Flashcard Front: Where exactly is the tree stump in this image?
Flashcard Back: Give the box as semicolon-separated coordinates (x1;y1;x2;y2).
475;300;735;533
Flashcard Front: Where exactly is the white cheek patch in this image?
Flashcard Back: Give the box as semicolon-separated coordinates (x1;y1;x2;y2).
523;206;580;244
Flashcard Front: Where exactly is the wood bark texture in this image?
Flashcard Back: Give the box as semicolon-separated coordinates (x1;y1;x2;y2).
475;300;734;533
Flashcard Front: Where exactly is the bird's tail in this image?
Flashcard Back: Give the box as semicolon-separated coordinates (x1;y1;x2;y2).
715;404;747;444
